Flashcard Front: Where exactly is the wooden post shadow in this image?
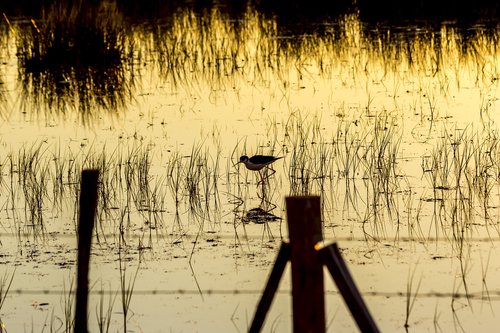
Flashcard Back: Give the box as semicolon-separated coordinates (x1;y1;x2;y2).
74;169;99;333
249;196;379;333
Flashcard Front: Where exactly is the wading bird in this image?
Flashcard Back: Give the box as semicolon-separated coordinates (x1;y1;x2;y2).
238;155;282;184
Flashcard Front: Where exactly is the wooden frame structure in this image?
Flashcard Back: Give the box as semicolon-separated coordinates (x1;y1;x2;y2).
249;196;379;333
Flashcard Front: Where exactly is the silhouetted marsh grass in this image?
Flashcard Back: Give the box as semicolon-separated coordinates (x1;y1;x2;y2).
3;2;499;125
142;9;500;102
283;110;406;236
0;269;15;329
96;282;117;333
62;277;75;332
118;245;140;333
284;113;334;208
0;139;221;251
362;114;404;234
404;264;423;329
422;126;500;242
2;114;500;253
15;0;135;116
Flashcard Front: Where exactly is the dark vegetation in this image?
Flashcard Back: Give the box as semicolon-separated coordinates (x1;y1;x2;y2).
0;0;498;117
1;0;498;30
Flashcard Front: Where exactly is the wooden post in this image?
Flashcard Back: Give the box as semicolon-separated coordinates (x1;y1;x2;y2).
286;196;325;333
74;169;99;333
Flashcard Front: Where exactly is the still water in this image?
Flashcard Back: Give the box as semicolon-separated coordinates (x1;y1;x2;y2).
0;2;500;332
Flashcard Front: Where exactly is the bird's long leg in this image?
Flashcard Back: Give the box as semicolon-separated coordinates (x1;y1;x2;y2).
257;170;270;204
267;166;276;177
257;170;265;186
260;165;276;184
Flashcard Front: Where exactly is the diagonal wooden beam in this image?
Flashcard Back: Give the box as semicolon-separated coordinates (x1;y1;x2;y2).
249;242;291;333
319;243;380;333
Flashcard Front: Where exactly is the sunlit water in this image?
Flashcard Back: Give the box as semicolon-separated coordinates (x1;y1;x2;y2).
0;5;500;332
